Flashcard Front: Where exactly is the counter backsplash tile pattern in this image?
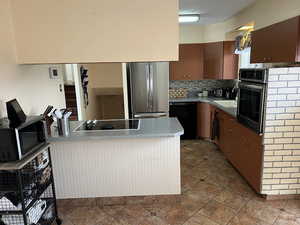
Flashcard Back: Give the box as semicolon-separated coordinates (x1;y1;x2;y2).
169;80;237;97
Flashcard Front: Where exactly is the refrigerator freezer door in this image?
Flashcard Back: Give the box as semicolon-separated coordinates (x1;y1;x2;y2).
149;62;169;113
129;63;151;113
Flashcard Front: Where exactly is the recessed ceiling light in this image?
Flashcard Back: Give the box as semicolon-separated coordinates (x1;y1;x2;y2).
179;14;200;23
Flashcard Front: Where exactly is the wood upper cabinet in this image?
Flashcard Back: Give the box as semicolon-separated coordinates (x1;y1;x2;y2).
203;42;223;80
251;16;300;63
170;44;204;80
203;41;238;80
10;0;178;64
217;110;263;193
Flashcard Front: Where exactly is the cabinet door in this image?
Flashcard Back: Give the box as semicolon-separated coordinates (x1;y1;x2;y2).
197;103;211;139
170;44;204;80
203;42;223;79
223;41;238;79
210;106;219;145
218;111;236;156
237;124;263;193
217;111;226;153
226;115;263;193
251;16;300;63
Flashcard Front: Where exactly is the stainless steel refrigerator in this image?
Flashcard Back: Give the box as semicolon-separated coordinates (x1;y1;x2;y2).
127;62;169;118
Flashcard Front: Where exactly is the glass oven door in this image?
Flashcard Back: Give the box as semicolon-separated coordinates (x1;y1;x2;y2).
237;82;266;133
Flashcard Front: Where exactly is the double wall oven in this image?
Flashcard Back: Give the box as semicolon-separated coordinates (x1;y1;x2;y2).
237;69;268;133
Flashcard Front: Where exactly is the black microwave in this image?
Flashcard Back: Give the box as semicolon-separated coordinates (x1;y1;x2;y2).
0;116;48;162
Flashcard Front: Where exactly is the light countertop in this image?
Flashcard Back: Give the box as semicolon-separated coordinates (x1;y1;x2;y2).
169;97;237;117
49;117;184;142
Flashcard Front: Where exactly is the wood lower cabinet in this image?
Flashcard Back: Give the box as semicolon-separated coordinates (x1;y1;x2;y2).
197;103;212;139
197;103;220;141
216;109;263;193
170;44;204;80
251;16;300;63
197;103;263;192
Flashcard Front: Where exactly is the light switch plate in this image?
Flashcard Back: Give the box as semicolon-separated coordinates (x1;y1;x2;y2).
49;67;59;79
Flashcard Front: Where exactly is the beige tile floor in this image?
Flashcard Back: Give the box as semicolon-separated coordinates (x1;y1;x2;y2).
57;140;300;225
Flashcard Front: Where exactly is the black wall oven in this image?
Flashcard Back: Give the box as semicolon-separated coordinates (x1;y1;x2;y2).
237;69;268;133
0;116;47;162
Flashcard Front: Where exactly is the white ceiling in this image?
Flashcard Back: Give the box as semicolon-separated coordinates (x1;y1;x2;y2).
179;0;256;24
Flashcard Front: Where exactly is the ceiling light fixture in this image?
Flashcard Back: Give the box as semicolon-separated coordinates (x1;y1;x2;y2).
238;25;254;31
179;14;200;23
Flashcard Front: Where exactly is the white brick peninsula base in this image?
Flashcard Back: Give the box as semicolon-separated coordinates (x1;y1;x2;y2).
263;67;300;196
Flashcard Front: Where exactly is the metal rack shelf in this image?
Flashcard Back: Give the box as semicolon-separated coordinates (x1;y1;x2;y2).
0;145;62;225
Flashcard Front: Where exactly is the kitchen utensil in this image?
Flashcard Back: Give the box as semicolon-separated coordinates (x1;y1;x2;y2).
64;111;72;119
54;109;63;119
43;106;54;117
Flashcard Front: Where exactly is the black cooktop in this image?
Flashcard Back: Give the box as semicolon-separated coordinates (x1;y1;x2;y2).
75;120;140;131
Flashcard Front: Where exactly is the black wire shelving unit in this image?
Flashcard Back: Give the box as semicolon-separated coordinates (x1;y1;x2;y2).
0;144;62;225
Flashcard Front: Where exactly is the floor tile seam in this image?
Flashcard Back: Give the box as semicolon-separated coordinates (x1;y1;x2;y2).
179;200;216;225
197;199;238;225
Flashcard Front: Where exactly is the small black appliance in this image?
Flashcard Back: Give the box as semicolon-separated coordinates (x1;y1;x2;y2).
0;116;48;162
6;99;27;127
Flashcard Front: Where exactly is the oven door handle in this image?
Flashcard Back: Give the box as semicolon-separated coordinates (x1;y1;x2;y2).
239;83;265;91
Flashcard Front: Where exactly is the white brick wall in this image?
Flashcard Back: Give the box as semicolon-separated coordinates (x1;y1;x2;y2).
262;67;300;196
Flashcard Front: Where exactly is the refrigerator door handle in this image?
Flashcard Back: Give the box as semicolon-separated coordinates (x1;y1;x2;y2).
146;64;150;111
149;63;154;111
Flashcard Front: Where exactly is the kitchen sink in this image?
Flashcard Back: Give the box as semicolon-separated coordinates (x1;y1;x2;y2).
213;100;237;108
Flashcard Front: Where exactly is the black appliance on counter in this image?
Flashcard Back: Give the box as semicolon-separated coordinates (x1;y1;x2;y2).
209;88;237;100
6;99;27;127
0;116;48;162
237;68;268;133
169;102;197;139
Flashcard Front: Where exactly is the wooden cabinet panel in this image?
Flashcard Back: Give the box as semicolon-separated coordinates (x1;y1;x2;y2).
203;41;238;80
203;42;223;80
223;41;239;79
171;41;238;80
217;110;263;193
197;103;211;139
217;111;226;153
170;44;203;80
251;16;300;63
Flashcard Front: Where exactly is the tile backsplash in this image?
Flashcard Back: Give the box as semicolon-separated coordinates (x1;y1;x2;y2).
169;80;237;97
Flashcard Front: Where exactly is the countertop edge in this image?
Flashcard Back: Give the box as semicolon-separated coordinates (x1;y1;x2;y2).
169;97;237;117
49;118;184;142
49;131;184;142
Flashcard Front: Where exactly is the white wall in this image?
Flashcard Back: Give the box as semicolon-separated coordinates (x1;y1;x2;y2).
179;24;204;43
179;0;300;43
0;0;66;117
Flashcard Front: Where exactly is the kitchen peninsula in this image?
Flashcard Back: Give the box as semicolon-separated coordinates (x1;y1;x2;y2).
49;118;183;199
